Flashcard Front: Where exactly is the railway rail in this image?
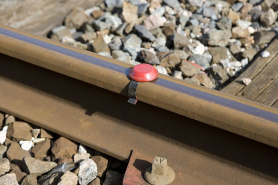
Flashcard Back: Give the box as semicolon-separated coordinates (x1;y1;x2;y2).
0;25;278;184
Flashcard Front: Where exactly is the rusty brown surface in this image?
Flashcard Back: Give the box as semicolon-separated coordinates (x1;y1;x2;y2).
0;25;278;150
0;53;278;184
0;0;102;36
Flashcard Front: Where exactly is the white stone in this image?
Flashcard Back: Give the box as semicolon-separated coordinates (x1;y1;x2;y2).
78;145;87;154
220;59;231;68
152;37;166;47
52;26;66;33
32;138;46;143
165;6;175;15
194;44;205;55
236;20;252;29
103;35;113;44
78;159;97;185
19;140;34;151
242;78;252;86
247;26;255;34
172;71;183;80
61;36;75;44
155;66;168;75
241;58;248;67
261;51;270;58
0;126;8;145
230;61;242;67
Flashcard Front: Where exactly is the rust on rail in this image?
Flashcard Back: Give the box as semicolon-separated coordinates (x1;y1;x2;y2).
0;25;278;184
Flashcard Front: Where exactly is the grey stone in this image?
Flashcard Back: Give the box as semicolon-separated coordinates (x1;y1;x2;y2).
208;30;231;47
23;157;57;175
106;15;123;30
207;20;216;29
184;78;201;86
134;25;155;42
93;19;112;31
163;0;181;10
188;19;199;26
0;158;10;175
260;9;277;27
65;8;88;29
173;33;189;49
230;44;241;54
0;145;7;158
253;31;276;45
98;52;112;58
178;15;189;28
188;0;203;7
0;173;18;185
152;37;166;47
207;65;229;88
249;0;263;5
103;170;124;185
209;47;236;64
112;50;125;59
174;50;189;60
203;7;218;20
141;50;160;65
159;52;181;68
137;3;149;16
191;72;213;88
236;20;252;29
38;172;63;185
50;27;72;41
155;66;168;75
91;35;110;53
123;46;138;60
203;53;213;64
162;21;175;36
153;45;170;52
188;54;210;69
115;23;127;36
58;171;78;185
21;175;37;185
216;16;232;30
150;28;166;40
180;61;201;77
242;48;257;61
172;71;183;80
78;159;97;185
122;34;142;49
250;22;260;29
116;53;132;63
108;37;122;50
104;0;124;8
250;10;262;21
232;2;244;12
91;155;109;178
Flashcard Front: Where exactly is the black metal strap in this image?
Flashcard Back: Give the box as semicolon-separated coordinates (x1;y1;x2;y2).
128;81;140;105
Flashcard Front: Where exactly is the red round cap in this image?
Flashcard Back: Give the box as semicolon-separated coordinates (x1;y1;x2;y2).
129;64;158;82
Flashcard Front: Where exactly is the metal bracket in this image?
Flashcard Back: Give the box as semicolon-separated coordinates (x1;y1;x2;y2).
128;81;140;105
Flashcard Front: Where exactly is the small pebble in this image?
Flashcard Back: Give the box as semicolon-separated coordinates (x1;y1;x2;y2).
242;78;252;85
19;140;34;151
261;51;270;58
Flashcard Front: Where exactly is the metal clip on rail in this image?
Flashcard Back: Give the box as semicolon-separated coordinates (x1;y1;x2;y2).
128;64;159;105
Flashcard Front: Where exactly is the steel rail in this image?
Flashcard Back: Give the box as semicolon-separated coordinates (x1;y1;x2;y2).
0;25;278;184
